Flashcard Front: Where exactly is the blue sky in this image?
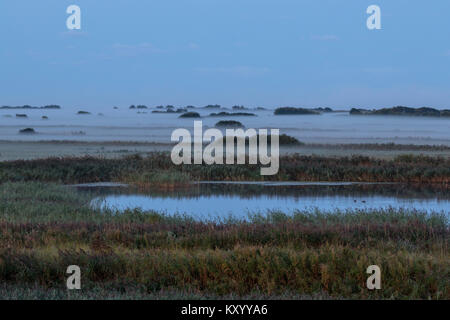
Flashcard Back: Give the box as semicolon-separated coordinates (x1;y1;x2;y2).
0;0;449;109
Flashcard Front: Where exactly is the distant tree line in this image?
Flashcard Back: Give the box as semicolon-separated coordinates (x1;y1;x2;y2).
0;105;61;109
350;106;450;117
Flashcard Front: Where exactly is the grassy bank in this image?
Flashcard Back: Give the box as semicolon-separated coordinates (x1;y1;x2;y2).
1;141;448;162
0;153;449;185
0;182;448;299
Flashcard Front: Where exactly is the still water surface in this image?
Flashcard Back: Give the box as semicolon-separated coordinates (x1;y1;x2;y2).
86;182;449;220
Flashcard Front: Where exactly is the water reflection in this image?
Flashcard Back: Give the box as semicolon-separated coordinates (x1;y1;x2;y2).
82;182;449;220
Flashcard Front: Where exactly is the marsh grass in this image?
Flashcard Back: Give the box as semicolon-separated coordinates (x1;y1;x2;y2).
1;154;448;184
124;171;192;189
0;182;448;299
0;246;447;299
0;283;337;300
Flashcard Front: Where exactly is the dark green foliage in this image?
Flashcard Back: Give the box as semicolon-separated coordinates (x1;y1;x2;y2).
215;120;244;128
18;128;36;134
209;112;256;117
350;106;450;117
274;107;320;115
278;134;302;145
179;112;201;118
313;107;333;112
1;105;60;109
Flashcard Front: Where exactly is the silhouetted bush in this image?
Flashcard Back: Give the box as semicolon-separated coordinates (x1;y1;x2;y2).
274;107;319;115
19;128;36;134
179;112;201;118
215;120;244;128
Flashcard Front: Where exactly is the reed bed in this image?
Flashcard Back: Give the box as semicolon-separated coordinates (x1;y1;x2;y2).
0;182;448;299
0;153;449;185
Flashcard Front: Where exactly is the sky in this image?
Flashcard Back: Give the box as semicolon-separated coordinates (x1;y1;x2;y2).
0;0;449;110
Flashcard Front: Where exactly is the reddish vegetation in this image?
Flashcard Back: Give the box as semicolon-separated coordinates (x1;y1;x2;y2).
0;154;448;184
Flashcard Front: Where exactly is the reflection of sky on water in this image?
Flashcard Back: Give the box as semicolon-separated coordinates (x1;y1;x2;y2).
95;194;449;221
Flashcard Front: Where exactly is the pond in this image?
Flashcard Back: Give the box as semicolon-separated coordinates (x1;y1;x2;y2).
81;182;450;221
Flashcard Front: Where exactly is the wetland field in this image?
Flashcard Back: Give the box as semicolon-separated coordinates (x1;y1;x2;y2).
0;106;448;299
3;1;450;304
